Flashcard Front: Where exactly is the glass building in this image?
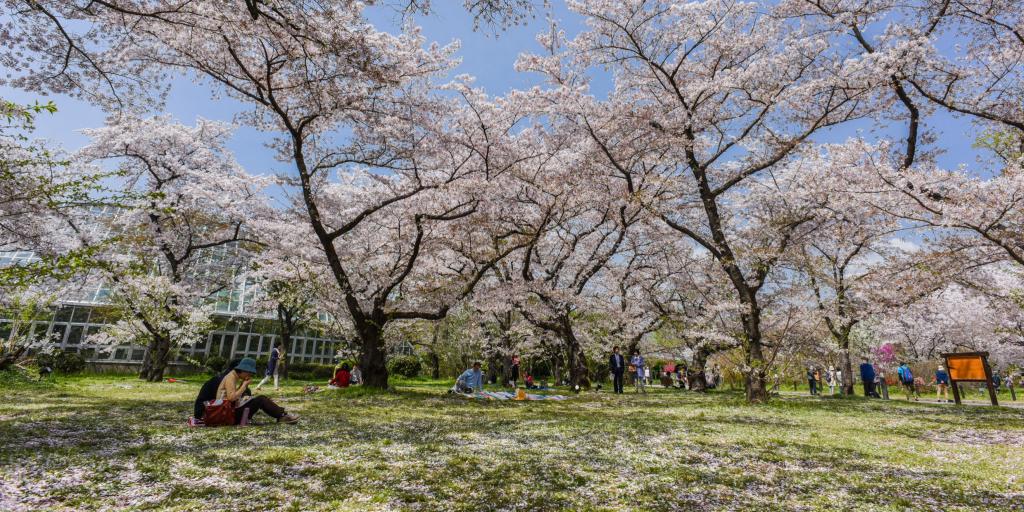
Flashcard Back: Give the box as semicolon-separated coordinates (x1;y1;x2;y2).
0;211;345;368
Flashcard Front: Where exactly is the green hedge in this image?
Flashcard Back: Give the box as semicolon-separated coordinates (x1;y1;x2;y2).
387;355;422;378
36;350;86;374
288;363;334;380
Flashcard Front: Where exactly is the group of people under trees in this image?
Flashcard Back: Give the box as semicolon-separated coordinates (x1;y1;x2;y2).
855;360;1015;402
191;340;369;426
804;366;843;396
448;347;719;397
193;344;1017;427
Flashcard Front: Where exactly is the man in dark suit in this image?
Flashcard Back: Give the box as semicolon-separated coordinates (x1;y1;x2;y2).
609;346;626;394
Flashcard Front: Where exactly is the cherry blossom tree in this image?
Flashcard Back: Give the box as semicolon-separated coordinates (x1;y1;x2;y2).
0;98;128;288
75;116;267;381
4;1;541;387
875;278;1024;369
517;0;873;401
780;142;923;394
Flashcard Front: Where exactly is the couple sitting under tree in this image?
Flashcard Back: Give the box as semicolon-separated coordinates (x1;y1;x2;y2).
193;357;299;426
329;363;363;388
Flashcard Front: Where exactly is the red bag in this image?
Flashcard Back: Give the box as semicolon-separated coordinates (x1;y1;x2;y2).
203;399;236;427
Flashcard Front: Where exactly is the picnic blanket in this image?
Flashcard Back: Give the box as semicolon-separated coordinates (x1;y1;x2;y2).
462;390;569;401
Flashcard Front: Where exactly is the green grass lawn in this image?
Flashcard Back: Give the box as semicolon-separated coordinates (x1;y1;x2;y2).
1;374;1022;511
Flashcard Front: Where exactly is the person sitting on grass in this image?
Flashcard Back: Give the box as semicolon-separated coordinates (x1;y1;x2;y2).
453;361;484;394
194;358;298;425
329;363;352;388
524;374;538;389
350;364;362;385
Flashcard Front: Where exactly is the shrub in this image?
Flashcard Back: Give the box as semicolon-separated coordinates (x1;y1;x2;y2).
387;355;422;378
204;355;228;375
36;350;86;374
288;363;334;380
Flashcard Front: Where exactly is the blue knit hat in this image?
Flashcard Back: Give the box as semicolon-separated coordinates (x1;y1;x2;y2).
235;357;258;374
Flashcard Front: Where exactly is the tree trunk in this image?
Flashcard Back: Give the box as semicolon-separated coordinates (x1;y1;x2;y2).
688;348;709;392
487;354;502;384
278;305;294;380
502;352;514;387
429;351;440;380
741;307;769;402
626;340;640;359
138;337;156;380
563;322;589;388
840;339;855;396
139;335;172;382
358;324;389;389
0;346;27;372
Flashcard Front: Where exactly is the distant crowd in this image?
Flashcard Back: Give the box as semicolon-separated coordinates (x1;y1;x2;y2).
189;342;1017;428
795;359;1018;402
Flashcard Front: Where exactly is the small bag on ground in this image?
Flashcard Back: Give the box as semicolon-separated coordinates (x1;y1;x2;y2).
203;399;236;426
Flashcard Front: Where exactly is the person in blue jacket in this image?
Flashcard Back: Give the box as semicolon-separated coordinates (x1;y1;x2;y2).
860;359;879;398
933;365;951;402
454;361;485;394
897;362;919;401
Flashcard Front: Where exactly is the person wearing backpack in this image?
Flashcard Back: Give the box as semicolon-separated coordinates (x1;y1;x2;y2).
897;362;919;401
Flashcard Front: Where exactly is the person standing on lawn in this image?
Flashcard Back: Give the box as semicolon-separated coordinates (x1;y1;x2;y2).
932;365;951;402
631;350;646;394
510;355;521;388
897;362;919;401
255;342;285;391
609;346;626;394
194;358;298;425
860;359;878;398
826;366;838;395
807;367;817;396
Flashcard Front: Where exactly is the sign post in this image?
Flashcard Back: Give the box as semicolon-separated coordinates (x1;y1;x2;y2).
942;352;998;406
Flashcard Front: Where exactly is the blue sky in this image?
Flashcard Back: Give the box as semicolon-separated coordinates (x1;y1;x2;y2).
0;1;985;177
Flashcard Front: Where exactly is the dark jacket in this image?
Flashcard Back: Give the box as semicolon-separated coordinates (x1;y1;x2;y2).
609;353;626;373
859;363;876;382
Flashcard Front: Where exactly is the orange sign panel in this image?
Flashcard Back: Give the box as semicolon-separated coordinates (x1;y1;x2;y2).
946;355;987;381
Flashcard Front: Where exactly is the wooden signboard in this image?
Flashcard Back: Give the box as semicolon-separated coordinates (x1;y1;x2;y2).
941;352;998;406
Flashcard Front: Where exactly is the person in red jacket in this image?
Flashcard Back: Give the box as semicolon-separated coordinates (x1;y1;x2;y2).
329;363;352;388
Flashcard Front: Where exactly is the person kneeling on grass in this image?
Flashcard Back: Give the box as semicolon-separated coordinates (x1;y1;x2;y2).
329;363;352;388
453;362;484;394
194;358;298;425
